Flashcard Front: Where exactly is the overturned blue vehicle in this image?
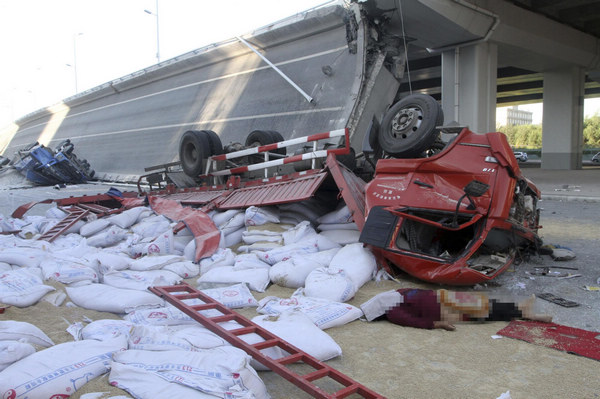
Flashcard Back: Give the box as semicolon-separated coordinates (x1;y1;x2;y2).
11;140;95;185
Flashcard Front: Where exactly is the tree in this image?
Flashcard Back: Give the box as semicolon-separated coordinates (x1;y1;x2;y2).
583;115;600;148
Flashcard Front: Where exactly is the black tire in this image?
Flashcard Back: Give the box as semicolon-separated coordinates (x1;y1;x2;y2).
245;130;287;164
379;94;443;158
245;130;286;155
179;130;212;177
203;130;224;156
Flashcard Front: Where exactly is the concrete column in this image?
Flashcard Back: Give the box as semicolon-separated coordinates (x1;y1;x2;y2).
441;42;497;133
541;67;584;169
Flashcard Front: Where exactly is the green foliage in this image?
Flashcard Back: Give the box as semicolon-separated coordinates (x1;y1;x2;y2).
498;115;600;148
583;115;600;148
497;124;542;149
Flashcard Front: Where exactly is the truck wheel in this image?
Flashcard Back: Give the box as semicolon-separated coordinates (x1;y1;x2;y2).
379;94;442;158
245;130;287;154
179;130;215;177
203;130;224;156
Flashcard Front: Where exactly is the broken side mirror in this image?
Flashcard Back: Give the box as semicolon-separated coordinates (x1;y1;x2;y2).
451;180;489;227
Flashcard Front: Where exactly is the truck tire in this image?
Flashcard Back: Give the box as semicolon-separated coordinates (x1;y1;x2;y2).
245;130;286;156
203;130;224;156
179;130;214;177
379;94;443;158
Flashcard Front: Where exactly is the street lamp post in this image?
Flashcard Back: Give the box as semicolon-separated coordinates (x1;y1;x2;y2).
71;33;83;93
144;0;160;63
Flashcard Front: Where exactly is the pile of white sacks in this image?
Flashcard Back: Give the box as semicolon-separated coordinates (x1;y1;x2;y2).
0;199;378;398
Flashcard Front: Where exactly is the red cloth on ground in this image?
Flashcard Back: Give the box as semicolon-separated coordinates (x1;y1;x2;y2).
385;289;441;329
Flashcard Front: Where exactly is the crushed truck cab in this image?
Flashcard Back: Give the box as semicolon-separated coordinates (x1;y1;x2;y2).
358;127;541;285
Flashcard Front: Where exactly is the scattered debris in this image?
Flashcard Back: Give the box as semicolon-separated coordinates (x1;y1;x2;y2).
541;244;577;261
537;293;579;307
497;320;600;361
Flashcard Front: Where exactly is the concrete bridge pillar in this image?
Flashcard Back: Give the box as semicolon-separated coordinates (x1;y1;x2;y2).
541;67;585;169
441;42;497;134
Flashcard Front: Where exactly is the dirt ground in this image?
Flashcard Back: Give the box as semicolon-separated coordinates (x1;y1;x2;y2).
4;273;599;399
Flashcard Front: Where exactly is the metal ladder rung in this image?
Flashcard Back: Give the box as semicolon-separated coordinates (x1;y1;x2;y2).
230;326;258;336
149;283;385;399
190;303;218;312
38;206;90;242
302;368;330;382
252;338;282;350
209;314;237;323
276;352;305;365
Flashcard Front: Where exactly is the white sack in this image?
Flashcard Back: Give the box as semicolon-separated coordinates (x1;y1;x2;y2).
244;206;279;226
258;289;362;329
199;248;235;274
164;260;200;278
85;252;132;274
304;267;357;302
0;341;36;372
108;207;150;229
66;283;165;313
317;204;353;224
233;253;271;271
0;336;127;398
86;225;128;248
0;268;55;307
109;347;268;399
131;229;175;256
241;233;282;245
197;267;270;292
223;226;245;247
269;248;340;288
278;202;321;223
317;222;359;231
183;238;196;261
211;209;242;228
329;243;377;289
255;237;319;265
236;242;282;253
79;218;111;237
200;283;259;308
0;320;54;347
131;215;172;239
129;254;185;271
0;248;46;268
0;261;13;272
252;309;342;362
81;319;134;341
102;269;182;291
40;257;98;284
281;220;317;245
124;306;198;326
318;229;361;245
219;212;246;235
128;324;227;351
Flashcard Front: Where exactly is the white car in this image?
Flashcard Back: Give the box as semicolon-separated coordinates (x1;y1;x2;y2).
592;152;600;163
513;151;528;162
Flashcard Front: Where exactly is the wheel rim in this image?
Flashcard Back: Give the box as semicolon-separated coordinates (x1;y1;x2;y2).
390;106;423;139
184;144;198;164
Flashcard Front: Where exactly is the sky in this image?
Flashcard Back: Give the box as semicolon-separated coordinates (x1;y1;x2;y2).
0;0;329;127
1;0;599;129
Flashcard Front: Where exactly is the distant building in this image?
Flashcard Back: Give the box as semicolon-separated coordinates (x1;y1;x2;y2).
496;106;533;127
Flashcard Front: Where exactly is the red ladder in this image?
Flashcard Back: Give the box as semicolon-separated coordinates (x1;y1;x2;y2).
38;206;90;242
149;283;385;399
37;203;121;242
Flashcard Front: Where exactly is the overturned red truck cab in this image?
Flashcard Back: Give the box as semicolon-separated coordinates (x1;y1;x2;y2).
358;127;541;285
